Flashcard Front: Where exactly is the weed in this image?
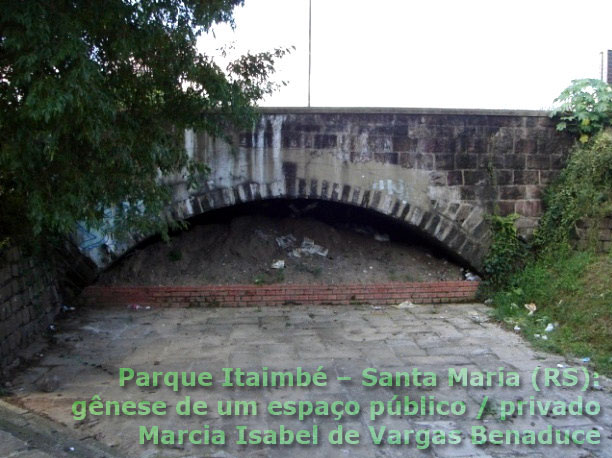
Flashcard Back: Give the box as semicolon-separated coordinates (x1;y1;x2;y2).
482;213;528;288
482;130;612;376
296;262;322;277
488;250;611;376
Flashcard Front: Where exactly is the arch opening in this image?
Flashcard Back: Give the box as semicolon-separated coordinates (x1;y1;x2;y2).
97;198;473;287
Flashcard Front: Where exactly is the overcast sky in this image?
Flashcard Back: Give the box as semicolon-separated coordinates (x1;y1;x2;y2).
199;0;612;110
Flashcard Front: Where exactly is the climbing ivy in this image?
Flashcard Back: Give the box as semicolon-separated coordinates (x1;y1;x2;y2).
534;130;612;251
482;213;528;287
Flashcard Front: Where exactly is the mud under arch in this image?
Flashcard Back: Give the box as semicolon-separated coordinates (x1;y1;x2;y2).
97;199;472;287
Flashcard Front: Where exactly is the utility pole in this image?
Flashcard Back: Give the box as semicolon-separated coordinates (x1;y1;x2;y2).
308;0;312;107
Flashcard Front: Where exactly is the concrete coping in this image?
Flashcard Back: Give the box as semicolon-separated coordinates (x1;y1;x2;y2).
257;106;551;117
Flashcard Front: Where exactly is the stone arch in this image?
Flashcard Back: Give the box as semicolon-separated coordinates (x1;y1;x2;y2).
78;178;488;271
81;104;580;272
164;179;489;271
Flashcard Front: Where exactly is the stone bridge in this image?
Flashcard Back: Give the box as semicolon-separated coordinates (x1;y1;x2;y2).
79;108;573;271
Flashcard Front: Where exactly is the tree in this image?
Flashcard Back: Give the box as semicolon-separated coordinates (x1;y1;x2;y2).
0;0;288;246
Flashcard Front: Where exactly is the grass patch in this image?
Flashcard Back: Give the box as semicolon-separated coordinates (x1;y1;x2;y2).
483;250;612;376
253;270;285;285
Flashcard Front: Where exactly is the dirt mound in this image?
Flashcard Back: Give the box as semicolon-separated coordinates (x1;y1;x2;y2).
99;215;465;285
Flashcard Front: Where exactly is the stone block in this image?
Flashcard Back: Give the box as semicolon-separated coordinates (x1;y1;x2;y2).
417;153;434;170
526;154;550;170
447;171;463;186
392;136;418;152
525;185;541;199
429;171;447;186
503;154;526;169
497;201;515;216
599;229;612;242
540;170;559;184
282;132;303;148
460;186;476;200
494;170;513;185
463;170;489;186
515;200;542;217
514;170;539;185
455;204;474;225
374;152;398;164
455;153;478;169
434;153;454;170
515;138;537;154
499;185;526;200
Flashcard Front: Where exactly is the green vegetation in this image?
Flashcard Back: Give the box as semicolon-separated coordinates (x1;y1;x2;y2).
482;213;528;287
295;262;323;277
534;131;612;251
487;249;611;376
552;79;612;143
482;128;612;376
253;269;284;285
0;1;288;247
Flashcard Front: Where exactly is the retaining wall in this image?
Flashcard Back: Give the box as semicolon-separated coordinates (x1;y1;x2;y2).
0;248;61;370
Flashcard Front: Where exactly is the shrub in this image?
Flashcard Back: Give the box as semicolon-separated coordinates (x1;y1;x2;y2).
551;79;612;143
534;130;612;252
482;213;528;287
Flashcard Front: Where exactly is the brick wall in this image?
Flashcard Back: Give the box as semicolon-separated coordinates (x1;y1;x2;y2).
80;281;479;308
0;247;61;371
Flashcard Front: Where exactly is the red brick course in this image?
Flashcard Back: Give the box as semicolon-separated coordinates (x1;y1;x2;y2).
80;281;480;308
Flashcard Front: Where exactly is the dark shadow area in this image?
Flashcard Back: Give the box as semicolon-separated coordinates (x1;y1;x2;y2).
186;198;467;267
98;199;471;285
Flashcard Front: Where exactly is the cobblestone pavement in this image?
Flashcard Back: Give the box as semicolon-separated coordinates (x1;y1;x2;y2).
3;303;611;457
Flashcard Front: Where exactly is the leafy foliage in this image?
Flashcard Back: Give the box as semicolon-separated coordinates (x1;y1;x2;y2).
551;78;612;143
483;85;612;376
534;130;612;251
482;213;528;287
488;250;611;376
0;0;289;245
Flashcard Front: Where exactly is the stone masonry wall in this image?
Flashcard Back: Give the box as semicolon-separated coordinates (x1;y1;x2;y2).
0;247;61;372
80;109;574;271
574;215;612;253
181;109;573;267
75;108;574;270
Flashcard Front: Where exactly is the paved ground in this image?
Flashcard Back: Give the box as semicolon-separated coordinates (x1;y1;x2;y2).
2;303;611;458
